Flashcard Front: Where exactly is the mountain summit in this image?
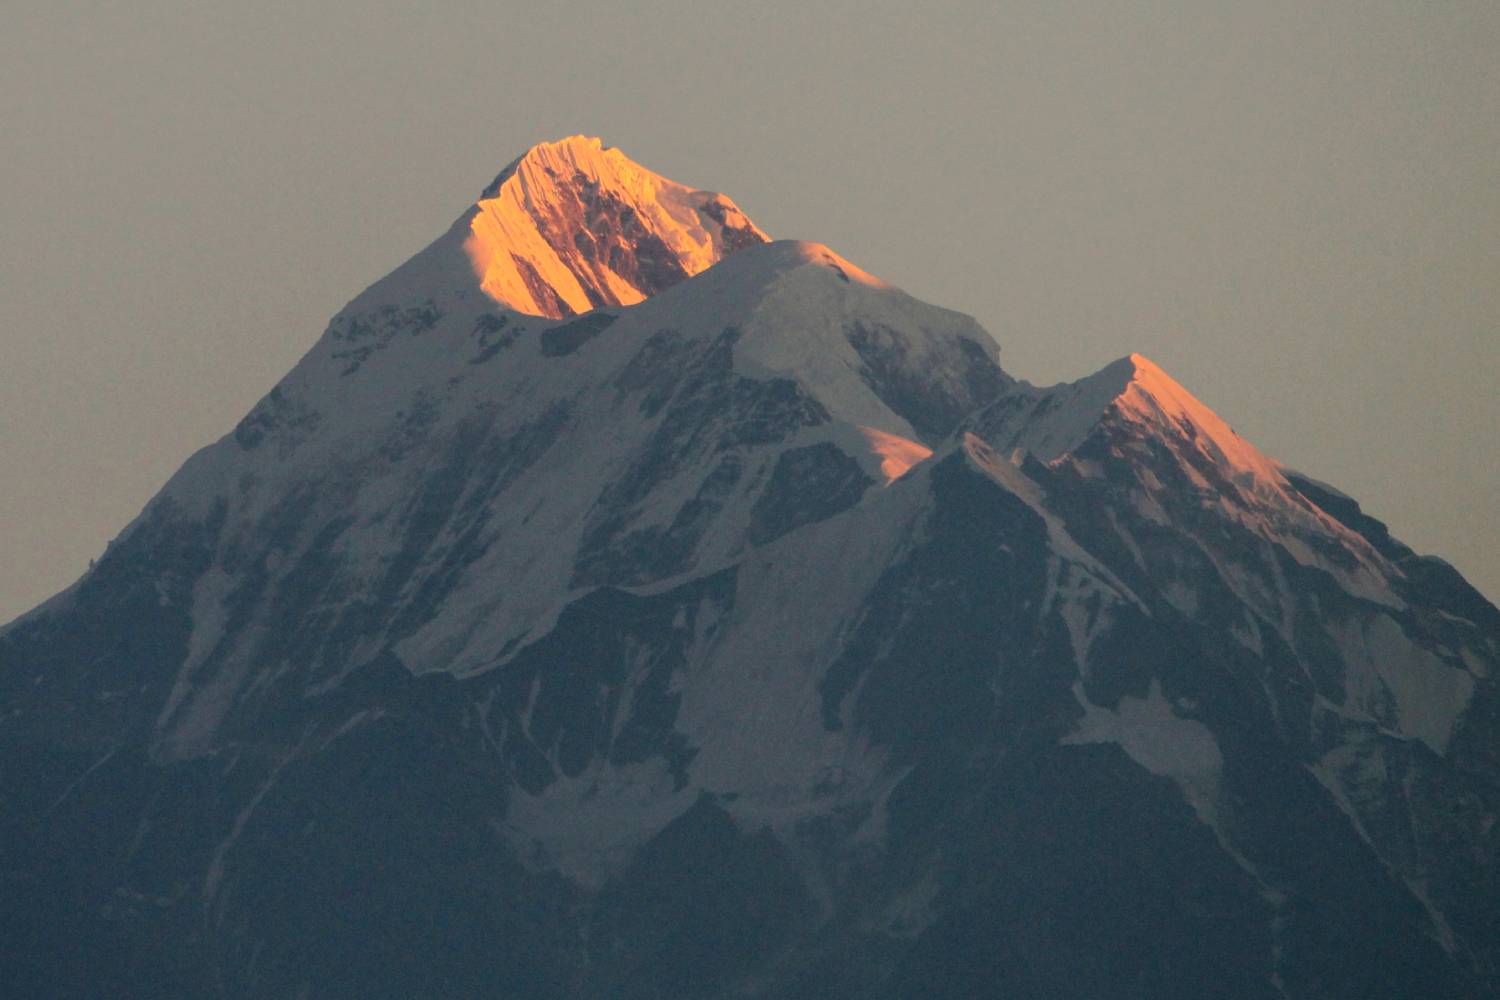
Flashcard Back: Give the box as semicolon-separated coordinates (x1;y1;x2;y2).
3;139;1498;999
464;135;767;317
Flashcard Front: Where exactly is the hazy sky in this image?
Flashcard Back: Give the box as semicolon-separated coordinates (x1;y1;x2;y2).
2;0;1497;620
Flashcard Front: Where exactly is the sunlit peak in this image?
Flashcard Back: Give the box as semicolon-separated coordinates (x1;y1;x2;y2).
463;136;769;319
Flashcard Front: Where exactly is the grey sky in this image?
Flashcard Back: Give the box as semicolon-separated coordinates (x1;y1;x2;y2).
2;0;1497;620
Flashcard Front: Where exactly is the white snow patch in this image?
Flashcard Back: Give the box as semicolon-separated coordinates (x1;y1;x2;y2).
1048;559;1116;665
500;758;697;889
156;566;235;732
679;479;923;813
1332;613;1475;754
1064;680;1223;826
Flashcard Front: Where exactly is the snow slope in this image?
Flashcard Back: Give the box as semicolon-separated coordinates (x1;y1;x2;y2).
106;224;1003;758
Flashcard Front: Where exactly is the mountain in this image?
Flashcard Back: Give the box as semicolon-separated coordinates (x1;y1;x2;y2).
3;135;1497;999
466;135;767;317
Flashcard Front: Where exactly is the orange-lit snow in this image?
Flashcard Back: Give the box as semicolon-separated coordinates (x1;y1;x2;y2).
1105;356;1397;599
858;426;932;481
464;135;767;317
972;355;1399;607
1112;354;1288;492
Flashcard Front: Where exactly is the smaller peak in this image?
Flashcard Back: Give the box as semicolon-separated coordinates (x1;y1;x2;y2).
1105;355;1243;443
1090;352;1168;392
976;351;1281;485
1103;354;1292;490
1081;353;1207;421
1119;352;1180;392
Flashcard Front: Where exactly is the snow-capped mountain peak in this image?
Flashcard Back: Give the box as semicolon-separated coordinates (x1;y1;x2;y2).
977;353;1279;481
463;135;768;318
974;351;1400;605
1107;353;1290;489
4;136;1499;1000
